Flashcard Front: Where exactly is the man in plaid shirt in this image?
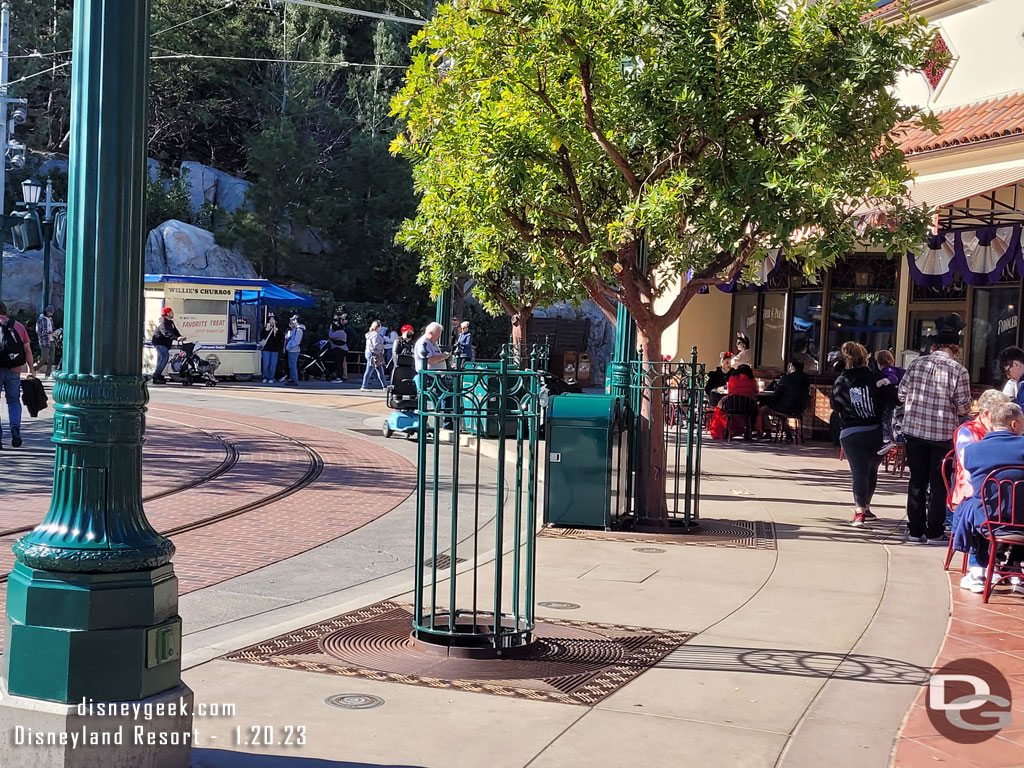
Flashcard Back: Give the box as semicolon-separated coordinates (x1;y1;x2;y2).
898;329;971;544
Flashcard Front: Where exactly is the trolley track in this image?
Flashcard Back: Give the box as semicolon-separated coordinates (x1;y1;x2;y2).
0;411;325;586
0;417;242;540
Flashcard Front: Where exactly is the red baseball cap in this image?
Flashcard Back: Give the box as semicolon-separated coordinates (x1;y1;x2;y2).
401;324;414;334
161;307;173;316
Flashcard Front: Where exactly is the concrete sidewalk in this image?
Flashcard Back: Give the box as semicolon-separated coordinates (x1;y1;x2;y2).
155;385;949;768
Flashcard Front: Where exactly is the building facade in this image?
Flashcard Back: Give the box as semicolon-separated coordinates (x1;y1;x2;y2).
664;0;1024;429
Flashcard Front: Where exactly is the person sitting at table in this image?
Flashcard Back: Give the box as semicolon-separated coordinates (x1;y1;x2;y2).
706;351;733;402
951;401;1024;594
709;364;759;439
758;360;810;441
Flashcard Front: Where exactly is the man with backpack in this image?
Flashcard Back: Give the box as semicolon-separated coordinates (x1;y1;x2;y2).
0;301;37;448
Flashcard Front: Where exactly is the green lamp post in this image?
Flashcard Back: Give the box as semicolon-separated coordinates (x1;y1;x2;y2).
1;1;192;765
607;237;647;401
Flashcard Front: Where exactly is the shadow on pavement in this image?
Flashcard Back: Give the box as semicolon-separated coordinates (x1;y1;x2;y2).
192;749;426;768
658;644;930;685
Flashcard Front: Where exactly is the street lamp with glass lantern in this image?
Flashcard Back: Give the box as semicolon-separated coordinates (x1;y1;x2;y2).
18;177;65;312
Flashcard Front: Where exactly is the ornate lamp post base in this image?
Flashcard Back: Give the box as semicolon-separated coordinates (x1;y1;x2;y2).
4;563;181;702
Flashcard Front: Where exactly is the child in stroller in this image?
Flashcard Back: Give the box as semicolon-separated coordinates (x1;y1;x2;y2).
170;341;220;387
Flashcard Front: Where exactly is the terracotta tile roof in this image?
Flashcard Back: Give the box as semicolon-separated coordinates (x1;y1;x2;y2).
898;92;1024;155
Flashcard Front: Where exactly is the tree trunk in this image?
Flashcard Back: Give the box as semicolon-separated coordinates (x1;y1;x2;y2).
635;324;669;524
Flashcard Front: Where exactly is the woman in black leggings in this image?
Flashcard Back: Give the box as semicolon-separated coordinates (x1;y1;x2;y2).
831;341;896;527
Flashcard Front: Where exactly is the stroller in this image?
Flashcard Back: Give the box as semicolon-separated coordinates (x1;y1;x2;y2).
170;342;220;387
298;339;335;381
382;352;420;439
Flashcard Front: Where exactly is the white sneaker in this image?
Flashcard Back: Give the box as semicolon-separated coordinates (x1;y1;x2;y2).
360;387;370;392
960;573;986;594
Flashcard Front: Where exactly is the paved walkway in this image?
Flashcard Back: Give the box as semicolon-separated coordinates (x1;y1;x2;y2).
122;383;951;768
8;380;1021;767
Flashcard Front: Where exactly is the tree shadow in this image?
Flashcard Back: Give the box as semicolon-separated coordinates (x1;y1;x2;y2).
658;644;930;686
192;750;425;768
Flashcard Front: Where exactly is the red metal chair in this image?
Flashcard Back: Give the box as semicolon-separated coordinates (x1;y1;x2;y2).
978;467;1024;603
940;450;966;573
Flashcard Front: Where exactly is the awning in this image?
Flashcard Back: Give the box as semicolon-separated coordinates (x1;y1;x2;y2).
239;284;315;307
145;274;315;307
904;160;1024;209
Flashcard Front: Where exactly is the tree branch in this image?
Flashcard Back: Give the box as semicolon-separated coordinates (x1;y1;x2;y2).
503;208;588;244
556;145;592;242
579;58;640;194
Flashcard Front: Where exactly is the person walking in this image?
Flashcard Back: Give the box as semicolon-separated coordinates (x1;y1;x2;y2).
151;306;184;384
259;313;285;383
832;342;895;527
361;320;388;391
284;315;305;387
35;305;55;378
328;310;348;382
898;329;972;544
0;301;36;448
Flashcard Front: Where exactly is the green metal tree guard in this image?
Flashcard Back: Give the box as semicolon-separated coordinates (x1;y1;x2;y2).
4;0;185;705
413;356;542;652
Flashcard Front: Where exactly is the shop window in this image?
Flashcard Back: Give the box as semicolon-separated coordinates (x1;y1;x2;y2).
969;286;1021;387
731;294;759;355
907;309;966;358
758;293;787;369
826;291;895;371
788;292;822;374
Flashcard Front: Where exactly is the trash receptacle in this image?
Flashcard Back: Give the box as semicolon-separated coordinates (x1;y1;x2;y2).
544;393;629;529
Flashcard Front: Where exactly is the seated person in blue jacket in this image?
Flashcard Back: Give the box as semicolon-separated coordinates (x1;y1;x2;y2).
952;400;1024;594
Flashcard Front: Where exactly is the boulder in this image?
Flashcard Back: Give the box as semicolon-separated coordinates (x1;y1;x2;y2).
0;244;66;315
533;300;616;386
180;161;251;215
146;220;258;279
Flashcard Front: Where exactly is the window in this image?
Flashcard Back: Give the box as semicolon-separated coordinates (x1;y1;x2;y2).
907;309;966;357
788;292;822;374
731;294;759;354
969;286;1020;387
182;299;228;315
826;291;895;370
759;293;787;369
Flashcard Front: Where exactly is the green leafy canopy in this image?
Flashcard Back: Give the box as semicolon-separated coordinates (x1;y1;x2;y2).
391;0;934;343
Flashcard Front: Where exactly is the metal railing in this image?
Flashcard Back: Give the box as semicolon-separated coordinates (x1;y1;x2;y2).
627;348;706;529
413;359;542;652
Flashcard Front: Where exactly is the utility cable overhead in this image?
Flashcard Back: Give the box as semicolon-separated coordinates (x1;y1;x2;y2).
152;1;238;37
272;0;426;26
151;51;408;69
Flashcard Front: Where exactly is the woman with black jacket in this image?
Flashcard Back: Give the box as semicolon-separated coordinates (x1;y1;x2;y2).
259;314;286;383
831;341;896;527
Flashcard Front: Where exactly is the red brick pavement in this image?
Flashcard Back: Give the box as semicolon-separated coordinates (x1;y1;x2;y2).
0;404;415;646
0;417;231;531
893;573;1024;767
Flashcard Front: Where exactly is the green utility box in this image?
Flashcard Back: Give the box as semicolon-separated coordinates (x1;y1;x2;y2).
544;394;629;529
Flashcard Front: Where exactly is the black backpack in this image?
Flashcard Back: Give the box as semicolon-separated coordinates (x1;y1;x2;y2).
0;320;26;369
